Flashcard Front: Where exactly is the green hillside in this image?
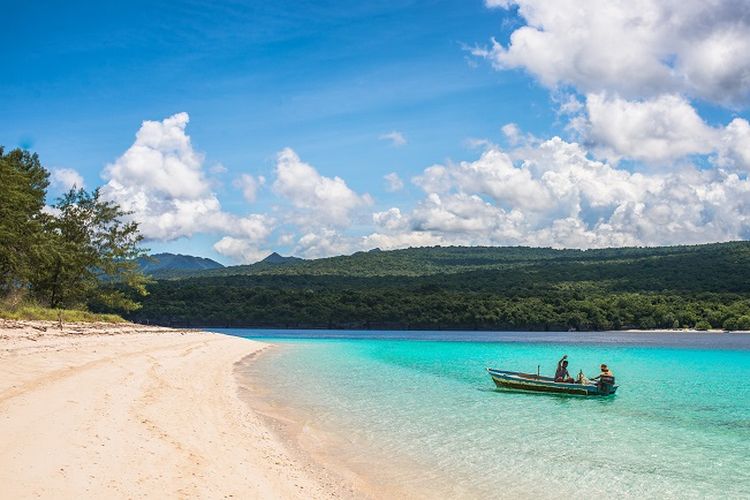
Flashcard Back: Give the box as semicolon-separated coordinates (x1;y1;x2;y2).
136;253;224;278
119;242;750;331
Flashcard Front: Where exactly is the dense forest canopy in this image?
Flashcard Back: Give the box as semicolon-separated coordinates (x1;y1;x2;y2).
123;242;750;331
0;147;148;313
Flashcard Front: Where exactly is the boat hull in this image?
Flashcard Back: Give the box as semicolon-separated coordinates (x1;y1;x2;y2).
487;368;617;397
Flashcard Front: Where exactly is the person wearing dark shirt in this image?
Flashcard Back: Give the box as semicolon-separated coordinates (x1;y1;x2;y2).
554;355;574;382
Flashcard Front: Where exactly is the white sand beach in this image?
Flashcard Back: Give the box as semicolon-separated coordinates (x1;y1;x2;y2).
0;320;351;499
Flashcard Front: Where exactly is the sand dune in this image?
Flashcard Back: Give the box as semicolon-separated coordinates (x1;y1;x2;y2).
0;321;345;499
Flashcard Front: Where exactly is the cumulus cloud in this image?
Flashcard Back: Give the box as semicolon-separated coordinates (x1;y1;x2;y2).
483;0;750;106
384;172;404;192
212;236;270;264
234;174;265;202
583;93;718;164
361;230;448;251
718;118;750;172
562;93;750;170
272;147;372;227
95;104;750;260
100;112;274;243
50;168;85;192
413;148;556;218
373;207;409;231
294;228;355;258
368;135;750;249
476;2;750;170
379;131;407;147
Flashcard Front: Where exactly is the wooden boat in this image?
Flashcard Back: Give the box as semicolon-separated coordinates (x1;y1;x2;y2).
487;368;618;396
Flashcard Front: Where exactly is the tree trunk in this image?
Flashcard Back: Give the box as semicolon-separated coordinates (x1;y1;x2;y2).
50;259;62;308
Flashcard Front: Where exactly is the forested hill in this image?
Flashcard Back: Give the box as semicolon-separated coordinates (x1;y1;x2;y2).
121;242;750;331
136;253;223;278
174;242;750;280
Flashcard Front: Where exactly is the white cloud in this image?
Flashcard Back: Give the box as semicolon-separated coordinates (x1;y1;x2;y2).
482;0;750;106
272;147;372;227
413;148;556;218
277;233;295;246
584;93;718;164
210;163;228;174
234;174;265;202
95;109;750;260
717;118;750;173
556;94;584;116
383;172;404;192
50;167;85;192
370;134;750;249
501;123;521;145
213;236;270;264
100;112;274;243
464;138;494;150
373;207;409;231
103;112;207;201
361;230;448;250
379;131;407;147
477;2;750;171
559;93;750;170
295;229;354;258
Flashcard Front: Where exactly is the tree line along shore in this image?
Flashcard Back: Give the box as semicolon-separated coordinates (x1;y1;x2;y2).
3;146;750;331
122;242;750;331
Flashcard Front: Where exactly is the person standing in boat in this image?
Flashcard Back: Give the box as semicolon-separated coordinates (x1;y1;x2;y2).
554;355;574;382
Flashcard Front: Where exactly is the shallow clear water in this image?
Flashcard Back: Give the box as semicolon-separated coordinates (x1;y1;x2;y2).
218;329;750;499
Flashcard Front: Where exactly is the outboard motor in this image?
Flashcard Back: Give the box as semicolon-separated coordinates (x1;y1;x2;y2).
597;374;616;395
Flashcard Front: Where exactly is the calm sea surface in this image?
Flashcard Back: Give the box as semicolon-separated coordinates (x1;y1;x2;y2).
215;329;750;499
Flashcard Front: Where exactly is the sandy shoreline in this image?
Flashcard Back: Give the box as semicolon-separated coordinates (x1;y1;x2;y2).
233;346;456;500
0;320;352;499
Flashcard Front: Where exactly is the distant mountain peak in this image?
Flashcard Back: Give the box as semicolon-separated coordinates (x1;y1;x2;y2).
137;252;224;277
261;252;303;265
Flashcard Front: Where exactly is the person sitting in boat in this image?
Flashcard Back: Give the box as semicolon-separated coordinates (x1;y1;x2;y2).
554;355;574;383
591;364;615;388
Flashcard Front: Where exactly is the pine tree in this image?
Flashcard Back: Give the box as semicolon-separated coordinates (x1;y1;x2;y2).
0;147;50;299
33;187;149;311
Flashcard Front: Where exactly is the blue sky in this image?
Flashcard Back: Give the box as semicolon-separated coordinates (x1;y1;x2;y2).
2;1;750;263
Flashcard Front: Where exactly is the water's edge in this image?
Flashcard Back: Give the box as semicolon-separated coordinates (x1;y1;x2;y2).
233;345;447;500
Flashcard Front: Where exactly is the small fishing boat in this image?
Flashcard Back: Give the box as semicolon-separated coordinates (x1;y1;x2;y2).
487;368;618;396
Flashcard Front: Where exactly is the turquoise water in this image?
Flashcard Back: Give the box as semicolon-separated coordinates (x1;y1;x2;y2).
221;329;750;498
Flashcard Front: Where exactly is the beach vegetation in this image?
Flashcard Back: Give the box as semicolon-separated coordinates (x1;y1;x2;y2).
0;299;124;323
32;187;149;311
0;147;49;294
0;146;148;318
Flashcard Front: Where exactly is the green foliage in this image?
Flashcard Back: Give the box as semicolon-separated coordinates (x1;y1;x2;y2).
32;188;149;311
0;147;50;295
694;320;712;331
0;145;148;316
183;242;750;284
123;242;750;331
